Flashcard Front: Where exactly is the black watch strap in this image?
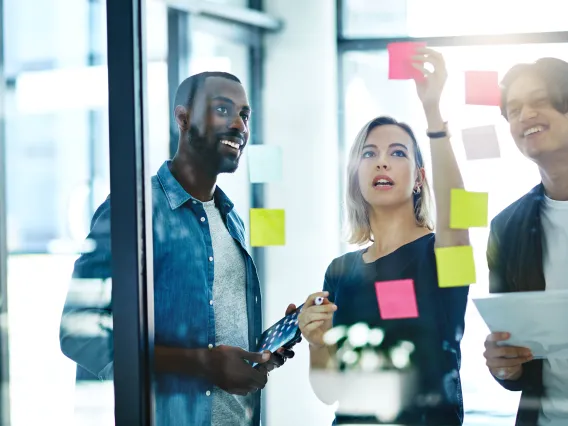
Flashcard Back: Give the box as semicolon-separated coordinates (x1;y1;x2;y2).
427;122;449;139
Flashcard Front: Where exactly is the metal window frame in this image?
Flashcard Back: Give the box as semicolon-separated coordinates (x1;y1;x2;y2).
0;0;11;422
106;0;155;425
336;0;568;254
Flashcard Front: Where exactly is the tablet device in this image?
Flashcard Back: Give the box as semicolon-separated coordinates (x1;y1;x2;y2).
253;303;304;367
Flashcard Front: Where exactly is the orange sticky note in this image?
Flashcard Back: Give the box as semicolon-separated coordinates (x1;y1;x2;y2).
375;279;419;320
450;189;489;229
250;208;285;247
465;71;500;106
435;246;476;288
388;42;426;81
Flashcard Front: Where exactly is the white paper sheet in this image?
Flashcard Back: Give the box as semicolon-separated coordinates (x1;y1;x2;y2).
473;290;568;359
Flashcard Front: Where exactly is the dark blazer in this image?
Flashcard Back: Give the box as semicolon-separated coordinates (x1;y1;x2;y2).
486;183;546;426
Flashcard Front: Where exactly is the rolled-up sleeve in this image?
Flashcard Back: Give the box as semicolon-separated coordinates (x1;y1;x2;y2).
60;197;114;380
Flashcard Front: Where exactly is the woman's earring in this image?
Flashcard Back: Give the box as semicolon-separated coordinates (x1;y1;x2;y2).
413;186;421;195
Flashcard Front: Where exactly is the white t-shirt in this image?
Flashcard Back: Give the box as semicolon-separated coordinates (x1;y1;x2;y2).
539;194;568;425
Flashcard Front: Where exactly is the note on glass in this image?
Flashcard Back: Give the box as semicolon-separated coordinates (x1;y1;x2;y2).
388;42;427;80
250;208;285;247
465;71;500;106
248;145;283;183
462;125;501;160
375;279;419;320
435;246;476;288
450;189;489;229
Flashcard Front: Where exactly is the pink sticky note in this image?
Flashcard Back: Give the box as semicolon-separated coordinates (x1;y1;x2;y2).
388;42;427;81
375;279;419;320
465;71;500;106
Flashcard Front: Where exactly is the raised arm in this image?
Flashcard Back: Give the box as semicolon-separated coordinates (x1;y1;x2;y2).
412;48;469;248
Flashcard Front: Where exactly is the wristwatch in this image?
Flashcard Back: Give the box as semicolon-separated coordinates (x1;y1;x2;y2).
427;122;449;139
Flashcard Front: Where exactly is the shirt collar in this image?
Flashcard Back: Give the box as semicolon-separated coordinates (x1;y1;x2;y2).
156;160;235;214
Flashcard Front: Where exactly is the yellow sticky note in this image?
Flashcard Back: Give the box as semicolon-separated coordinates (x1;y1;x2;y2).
250;209;285;247
435;245;476;288
450;189;488;229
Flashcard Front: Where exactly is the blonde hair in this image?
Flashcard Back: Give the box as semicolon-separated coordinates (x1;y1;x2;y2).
345;116;434;246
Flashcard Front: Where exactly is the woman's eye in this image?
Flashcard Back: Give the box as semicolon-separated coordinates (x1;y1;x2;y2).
362;151;375;158
392;150;407;158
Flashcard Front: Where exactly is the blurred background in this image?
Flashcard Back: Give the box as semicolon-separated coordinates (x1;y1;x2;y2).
1;0;567;425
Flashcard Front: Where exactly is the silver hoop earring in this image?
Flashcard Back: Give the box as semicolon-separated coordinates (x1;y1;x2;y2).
413;187;421;195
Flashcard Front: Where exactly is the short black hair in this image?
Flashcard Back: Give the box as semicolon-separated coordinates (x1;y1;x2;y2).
500;58;568;120
173;71;241;110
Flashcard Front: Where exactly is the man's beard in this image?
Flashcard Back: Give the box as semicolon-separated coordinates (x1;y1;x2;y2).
188;125;240;174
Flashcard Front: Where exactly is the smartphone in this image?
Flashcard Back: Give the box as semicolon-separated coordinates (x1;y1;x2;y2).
252;303;304;367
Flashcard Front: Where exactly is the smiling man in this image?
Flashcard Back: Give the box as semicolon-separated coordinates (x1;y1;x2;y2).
60;72;295;426
483;59;568;426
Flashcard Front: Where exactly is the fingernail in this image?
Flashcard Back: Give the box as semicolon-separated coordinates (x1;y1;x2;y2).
262;352;270;361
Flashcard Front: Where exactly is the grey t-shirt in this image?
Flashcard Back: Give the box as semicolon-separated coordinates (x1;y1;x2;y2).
203;200;252;426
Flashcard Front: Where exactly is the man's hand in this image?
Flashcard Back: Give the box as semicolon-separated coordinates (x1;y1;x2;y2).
206;345;271;396
256;303;300;374
484;332;532;381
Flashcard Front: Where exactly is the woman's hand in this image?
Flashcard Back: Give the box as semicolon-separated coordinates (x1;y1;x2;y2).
483;332;532;381
298;291;337;349
412;48;448;111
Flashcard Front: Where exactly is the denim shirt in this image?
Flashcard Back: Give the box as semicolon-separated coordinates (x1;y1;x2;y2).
60;160;263;426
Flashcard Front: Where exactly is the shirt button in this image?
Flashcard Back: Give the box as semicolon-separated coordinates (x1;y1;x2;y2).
209;300;213;306
192;200;197;204
255;296;258;303
200;217;206;222
209;256;213;262
206;390;211;396
208;343;213;349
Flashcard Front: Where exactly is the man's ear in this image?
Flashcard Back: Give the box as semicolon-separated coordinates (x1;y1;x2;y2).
174;105;190;131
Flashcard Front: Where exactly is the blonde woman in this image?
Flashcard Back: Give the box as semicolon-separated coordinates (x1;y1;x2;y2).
298;49;470;425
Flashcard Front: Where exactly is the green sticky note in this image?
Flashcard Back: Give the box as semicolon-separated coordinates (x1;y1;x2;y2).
248;145;283;183
250;209;285;247
435;245;476;288
450;189;488;229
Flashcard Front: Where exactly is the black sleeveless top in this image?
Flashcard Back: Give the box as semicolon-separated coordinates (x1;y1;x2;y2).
324;234;468;425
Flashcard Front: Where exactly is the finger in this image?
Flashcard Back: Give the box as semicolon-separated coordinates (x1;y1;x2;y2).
486;345;532;359
300;313;334;329
240;349;271;364
485;332;511;344
411;62;432;77
303;320;325;333
486;356;532;368
415;47;445;63
304;304;337;314
280;349;295;359
304;291;329;307
285;303;297;316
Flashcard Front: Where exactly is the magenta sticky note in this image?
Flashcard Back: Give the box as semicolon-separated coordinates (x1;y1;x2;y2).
465;71;500;106
388;42;427;81
375;279;419;320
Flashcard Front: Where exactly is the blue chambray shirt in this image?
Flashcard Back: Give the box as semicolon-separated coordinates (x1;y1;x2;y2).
60;160;263;426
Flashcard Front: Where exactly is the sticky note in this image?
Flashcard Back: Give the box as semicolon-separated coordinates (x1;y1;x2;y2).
388;42;427;80
461;125;501;160
248;145;283;183
375;279;419;320
465;71;500;106
450;189;489;229
435;246;476;288
250;209;285;247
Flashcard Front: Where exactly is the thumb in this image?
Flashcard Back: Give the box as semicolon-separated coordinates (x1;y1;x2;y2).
241;350;271;364
285;303;296;315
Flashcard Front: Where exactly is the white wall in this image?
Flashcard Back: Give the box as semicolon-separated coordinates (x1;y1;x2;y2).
261;2;340;426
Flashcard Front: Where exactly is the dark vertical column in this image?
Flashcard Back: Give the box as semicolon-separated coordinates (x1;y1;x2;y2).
106;0;155;424
167;8;190;158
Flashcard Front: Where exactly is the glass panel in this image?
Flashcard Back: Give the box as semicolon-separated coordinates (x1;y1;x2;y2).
2;0;114;424
342;0;568;38
342;42;568;424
